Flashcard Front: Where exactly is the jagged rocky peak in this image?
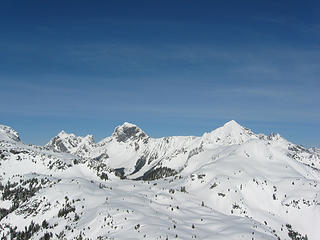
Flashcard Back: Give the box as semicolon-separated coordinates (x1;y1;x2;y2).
202;120;257;145
56;130;94;143
267;132;283;141
112;122;148;142
0;125;20;142
83;134;94;143
46;130;95;153
57;130;71;137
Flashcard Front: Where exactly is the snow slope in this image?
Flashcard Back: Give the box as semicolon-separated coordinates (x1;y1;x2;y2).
1;121;319;239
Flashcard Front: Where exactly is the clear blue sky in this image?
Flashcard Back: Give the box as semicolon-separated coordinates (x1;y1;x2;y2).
0;1;319;147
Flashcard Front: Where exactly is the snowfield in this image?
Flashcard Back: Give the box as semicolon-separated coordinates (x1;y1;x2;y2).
0;121;319;240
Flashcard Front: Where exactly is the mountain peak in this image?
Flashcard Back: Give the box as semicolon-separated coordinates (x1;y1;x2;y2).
46;130;95;153
57;130;77;138
59;130;66;135
122;122;138;128
58;130;67;137
0;125;20;142
202;120;257;145
223;120;241;128
113;122;148;142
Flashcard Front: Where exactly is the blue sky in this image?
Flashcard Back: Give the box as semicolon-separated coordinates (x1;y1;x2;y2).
0;1;319;147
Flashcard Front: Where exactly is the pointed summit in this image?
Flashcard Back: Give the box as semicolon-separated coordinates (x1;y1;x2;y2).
57;130;71;138
202;120;257;145
223;120;242;128
59;130;66;135
113;122;148;142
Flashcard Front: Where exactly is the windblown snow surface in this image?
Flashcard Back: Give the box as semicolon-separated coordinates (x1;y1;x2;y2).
0;121;319;240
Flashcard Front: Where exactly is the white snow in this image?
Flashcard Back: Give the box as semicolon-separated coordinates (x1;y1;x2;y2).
0;120;319;239
0;125;20;142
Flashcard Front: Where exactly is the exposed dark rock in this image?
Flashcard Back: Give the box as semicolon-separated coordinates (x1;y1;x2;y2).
286;224;308;240
99;172;109;181
131;156;147;175
93;153;109;161
137;167;177;181
114;168;125;178
113;123;147;142
9;149;29;155
51;137;69;152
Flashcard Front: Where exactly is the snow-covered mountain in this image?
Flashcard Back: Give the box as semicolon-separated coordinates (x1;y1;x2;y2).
0;125;20;142
1;121;319;239
46;130;96;157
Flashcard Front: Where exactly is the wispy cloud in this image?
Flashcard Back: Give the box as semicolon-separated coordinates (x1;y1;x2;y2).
254;16;294;25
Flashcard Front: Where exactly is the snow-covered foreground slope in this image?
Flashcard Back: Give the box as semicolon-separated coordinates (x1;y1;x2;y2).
1;121;319;239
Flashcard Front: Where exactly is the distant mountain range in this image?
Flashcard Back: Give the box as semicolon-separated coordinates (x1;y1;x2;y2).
0;121;319;239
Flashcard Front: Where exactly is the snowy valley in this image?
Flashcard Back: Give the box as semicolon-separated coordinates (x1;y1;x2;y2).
0;121;319;240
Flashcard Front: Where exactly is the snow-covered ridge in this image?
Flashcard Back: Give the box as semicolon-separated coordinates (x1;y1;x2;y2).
1;120;319;239
46;120;262;176
47;120;256;153
44;120;319;180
